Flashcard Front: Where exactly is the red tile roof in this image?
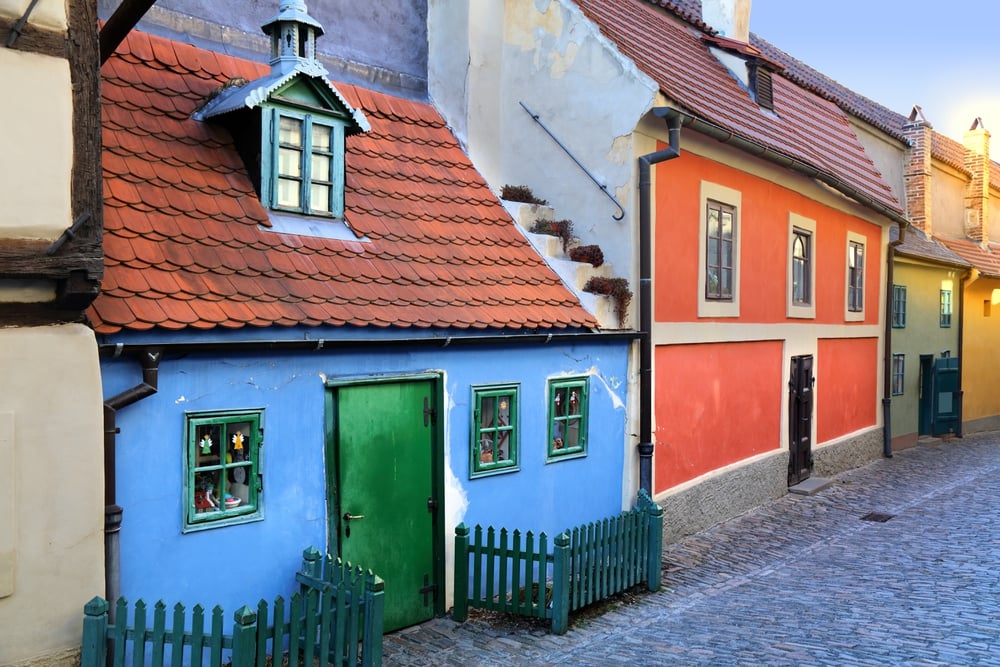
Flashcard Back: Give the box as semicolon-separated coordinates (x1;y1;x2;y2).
935;237;1000;278
89;31;598;334
575;0;901;216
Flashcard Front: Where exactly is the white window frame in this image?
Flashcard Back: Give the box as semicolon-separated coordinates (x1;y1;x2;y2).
844;231;866;322
698;181;741;318
787;213;816;319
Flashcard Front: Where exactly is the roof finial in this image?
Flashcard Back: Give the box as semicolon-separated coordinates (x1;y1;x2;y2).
261;0;324;74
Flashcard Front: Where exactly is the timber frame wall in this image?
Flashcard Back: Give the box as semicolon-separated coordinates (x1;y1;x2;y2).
0;0;103;324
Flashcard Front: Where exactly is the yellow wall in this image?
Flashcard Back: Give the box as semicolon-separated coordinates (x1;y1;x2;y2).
962;275;1000;429
0;326;105;666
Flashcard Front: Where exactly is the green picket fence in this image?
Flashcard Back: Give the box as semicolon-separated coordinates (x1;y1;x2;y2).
453;491;663;634
81;547;384;667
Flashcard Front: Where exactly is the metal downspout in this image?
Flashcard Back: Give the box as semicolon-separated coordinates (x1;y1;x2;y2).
882;228;906;457
636;108;683;494
103;348;161;611
957;270;971;436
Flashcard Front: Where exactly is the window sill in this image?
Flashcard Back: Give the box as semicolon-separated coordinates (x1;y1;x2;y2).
469;463;520;480
546;449;587;464
183;509;263;533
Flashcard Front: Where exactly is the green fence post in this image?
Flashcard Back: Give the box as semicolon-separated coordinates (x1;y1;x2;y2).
81;596;109;667
300;546;323;588
230;606;257;667
551;532;571;635
361;572;385;667
453;523;470;622
644;493;664;592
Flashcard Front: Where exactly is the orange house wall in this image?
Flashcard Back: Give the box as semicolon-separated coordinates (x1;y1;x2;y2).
816;337;879;442
653;151;881;325
654;340;783;489
651;149;884;493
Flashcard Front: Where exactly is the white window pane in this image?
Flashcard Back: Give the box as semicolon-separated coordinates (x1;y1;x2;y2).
313;125;332;152
278;147;301;177
311;184;331;212
279;116;302;146
278;178;300;207
311;154;331;182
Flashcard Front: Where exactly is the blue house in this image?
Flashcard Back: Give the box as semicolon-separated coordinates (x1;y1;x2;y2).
91;2;632;632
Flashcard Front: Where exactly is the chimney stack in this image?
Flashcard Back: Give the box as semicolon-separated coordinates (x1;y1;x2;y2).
702;0;752;43
963;118;991;244
903;106;933;235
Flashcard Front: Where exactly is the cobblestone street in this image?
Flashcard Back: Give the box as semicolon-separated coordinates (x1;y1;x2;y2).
383;432;1000;665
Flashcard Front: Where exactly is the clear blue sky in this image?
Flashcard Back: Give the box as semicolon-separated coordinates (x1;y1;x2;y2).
749;1;999;141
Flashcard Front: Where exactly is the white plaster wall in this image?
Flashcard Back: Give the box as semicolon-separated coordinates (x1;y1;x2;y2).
0;325;105;666
0;0;66;30
429;0;657;277
0;48;72;240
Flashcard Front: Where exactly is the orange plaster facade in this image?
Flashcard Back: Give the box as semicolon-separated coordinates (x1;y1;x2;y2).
650;149;884;493
816;337;879;442
654;340;783;490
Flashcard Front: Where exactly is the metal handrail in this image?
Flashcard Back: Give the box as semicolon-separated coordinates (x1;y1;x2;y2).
519;101;626;221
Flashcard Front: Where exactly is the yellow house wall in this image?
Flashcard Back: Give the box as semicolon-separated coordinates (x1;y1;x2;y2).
961;276;1000;431
0;0;65;29
0;326;105;666
889;259;964;443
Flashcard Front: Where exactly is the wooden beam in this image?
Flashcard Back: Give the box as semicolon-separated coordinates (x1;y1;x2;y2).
99;0;157;64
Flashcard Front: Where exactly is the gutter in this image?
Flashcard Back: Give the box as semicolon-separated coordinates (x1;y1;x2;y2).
882;228;906;457
97;330;639;357
636;108;683;494
103;348;161;612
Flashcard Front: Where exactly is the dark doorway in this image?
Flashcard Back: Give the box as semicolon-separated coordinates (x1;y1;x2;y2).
788;354;814;486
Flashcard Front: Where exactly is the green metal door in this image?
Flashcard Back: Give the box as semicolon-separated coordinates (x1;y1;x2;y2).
932;357;960;436
331;379;438;632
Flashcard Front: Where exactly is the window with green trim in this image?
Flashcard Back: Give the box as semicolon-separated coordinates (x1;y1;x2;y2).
267;108;346;217
471;385;518;477
892;354;905;396
185;409;263;530
547;377;589;460
940;289;952;327
892;285;907;328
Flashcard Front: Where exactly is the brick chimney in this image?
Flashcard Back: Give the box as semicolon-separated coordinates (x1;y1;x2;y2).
963;117;991;244
702;0;752;43
903;106;933;235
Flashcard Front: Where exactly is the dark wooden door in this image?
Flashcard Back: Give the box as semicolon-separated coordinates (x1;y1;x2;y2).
918;354;934;436
788;355;814;486
330;379;438;632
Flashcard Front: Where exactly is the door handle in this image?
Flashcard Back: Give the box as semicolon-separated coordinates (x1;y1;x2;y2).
343;512;365;521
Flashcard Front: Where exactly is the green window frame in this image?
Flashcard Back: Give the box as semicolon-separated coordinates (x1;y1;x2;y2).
265;108;346;217
892;285;907;328
940;289;952;327
184;408;263;531
547;377;589;461
471;385;518;478
892;354;905;396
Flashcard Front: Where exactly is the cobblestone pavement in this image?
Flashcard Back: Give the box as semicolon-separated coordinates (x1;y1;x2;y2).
383;432;1000;666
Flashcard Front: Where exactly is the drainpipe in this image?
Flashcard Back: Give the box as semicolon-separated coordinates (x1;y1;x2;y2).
882;228;906;457
636;108;683;494
957;270;972;437
103;348;161;610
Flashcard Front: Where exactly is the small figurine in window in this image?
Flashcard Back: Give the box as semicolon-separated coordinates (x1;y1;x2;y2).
194;477;219;512
200;433;213;454
232;431;244;450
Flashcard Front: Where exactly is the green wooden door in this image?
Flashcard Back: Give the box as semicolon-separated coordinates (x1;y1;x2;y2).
332;380;437;632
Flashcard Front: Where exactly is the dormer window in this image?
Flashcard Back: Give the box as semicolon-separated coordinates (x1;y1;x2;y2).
270;110;346;217
192;0;370;229
749;61;774;110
